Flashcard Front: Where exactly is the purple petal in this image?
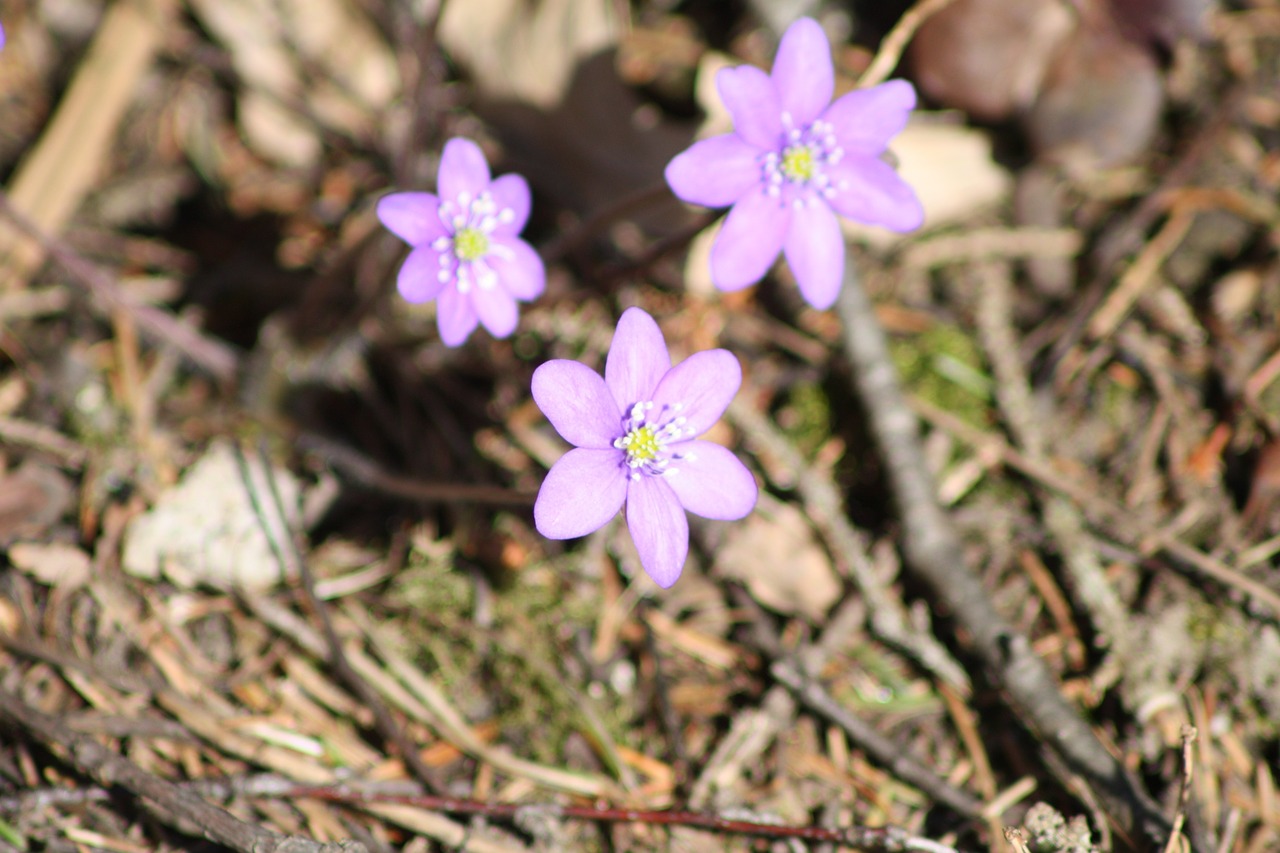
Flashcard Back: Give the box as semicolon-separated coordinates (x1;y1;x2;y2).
626;476;689;588
827;154;924;233
397;246;449;303
783;200;844;309
473;283;519;339
651;349;741;437
438;137;492;202
489;237;545;301
822;80;916;154
711;189;789;291
772;18;834;127
489;173;531;235
532;360;624;449
377;192;446;246
665;134;762;208
665;441;757;520
605;307;670;412
437;285;478;346
716;65;783;150
535;448;627;539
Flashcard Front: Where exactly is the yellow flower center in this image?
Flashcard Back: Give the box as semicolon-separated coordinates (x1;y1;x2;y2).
619;425;660;464
780;144;816;183
453;227;489;262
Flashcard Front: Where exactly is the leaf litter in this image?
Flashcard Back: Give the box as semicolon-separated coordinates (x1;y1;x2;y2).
0;1;1278;851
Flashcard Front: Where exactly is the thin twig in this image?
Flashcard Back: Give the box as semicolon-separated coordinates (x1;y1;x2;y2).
234;443;446;795
281;785;962;852
858;0;958;88
833;258;1174;850
0;686;365;853
727;397;970;691
769;660;984;820
967;261;1133;658
0;191;240;383
1043;89;1242;385
726;585;983;821
1163;726;1197;853
912;395;1280;619
637;601;692;797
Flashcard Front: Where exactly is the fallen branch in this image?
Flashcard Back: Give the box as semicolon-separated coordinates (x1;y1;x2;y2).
834;258;1175;851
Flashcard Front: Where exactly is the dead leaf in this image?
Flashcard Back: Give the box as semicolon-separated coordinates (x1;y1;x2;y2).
0;460;75;545
189;0;398;168
439;0;620;107
715;495;840;622
9;541;90;589
122;441;324;589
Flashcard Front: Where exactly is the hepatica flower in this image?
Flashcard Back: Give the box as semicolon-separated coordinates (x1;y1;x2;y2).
532;308;757;588
377;137;545;346
665;18;924;310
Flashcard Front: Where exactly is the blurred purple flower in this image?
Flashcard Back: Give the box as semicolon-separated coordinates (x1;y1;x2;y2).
532;308;757;588
665;18;924;310
377;137;545;346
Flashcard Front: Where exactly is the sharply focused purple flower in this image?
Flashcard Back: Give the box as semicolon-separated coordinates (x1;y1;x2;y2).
377;137;545;346
532;308;757;588
665;18;924;310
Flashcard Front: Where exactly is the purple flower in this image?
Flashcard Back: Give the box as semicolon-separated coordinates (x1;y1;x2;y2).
377;137;545;346
532;308;757;588
665;18;924;310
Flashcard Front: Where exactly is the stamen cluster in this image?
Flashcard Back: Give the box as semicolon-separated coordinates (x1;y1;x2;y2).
764;118;844;205
614;401;693;479
432;191;517;293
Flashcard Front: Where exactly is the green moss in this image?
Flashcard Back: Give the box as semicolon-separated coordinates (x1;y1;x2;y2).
776;382;834;460
389;542;633;769
888;323;990;426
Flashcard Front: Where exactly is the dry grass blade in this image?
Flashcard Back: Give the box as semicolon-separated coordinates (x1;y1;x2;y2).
0;0;177;285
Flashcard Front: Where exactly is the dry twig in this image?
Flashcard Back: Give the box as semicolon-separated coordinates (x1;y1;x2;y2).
0;685;366;853
834;259;1174;850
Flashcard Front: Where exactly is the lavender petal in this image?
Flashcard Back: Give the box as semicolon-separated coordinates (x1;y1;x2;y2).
377;192;446;246
822;80;917;155
436;284;479;347
488;237;545;301
396;245;449;304
534;448;627;539
826;153;925;232
783;199;844;309
489;173;532;235
626;476;689;588
665;441;757;520
771;18;834;128
710;189;789;291
605;307;671;414
664;134;762;208
438;137;492;203
651;349;741;438
716;65;783;150
532;360;625;449
472;283;519;339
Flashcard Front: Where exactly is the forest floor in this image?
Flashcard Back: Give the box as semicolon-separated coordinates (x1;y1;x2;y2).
0;0;1278;851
